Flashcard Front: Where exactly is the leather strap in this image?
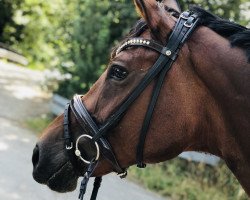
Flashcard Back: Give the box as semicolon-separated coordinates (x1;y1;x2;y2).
136;11;200;167
64;104;87;173
90;177;102;200
63;10;200;200
64;103;73;149
78;161;98;200
64;9;200;173
92;53;173;141
116;38;177;60
92;12;199;142
70;96;125;174
136;55;175;168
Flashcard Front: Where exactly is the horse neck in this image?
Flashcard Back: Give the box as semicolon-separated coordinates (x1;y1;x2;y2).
189;26;250;195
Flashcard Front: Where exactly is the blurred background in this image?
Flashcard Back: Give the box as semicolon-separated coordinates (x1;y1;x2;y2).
0;0;249;199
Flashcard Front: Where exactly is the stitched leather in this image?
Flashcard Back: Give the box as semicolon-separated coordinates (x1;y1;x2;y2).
63;10;200;200
70;96;125;174
63;10;200;174
137;11;200;167
92;54;173;141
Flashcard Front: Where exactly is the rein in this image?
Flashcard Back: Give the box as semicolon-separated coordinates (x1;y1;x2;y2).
63;11;199;200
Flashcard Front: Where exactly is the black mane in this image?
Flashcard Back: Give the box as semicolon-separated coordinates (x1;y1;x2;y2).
113;6;250;62
190;6;250;62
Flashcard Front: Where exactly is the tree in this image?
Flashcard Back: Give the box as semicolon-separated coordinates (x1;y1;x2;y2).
56;0;137;98
56;0;249;98
0;0;248;97
0;0;23;45
179;0;249;25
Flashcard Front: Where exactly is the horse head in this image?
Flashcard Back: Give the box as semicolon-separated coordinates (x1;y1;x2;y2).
32;0;250;197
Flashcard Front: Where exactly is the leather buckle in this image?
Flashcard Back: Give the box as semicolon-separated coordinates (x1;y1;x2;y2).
118;170;128;179
137;162;146;168
184;21;193;28
66;142;73;150
184;16;195;28
180;11;190;20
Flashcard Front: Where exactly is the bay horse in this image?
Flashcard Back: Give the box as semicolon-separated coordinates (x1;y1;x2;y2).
32;0;250;199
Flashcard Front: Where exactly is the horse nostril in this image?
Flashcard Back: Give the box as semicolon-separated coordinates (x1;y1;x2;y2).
32;144;40;168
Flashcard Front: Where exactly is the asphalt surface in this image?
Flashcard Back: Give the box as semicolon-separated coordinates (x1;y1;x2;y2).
0;61;166;200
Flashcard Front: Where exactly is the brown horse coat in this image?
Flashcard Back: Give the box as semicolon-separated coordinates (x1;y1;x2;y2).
32;0;250;196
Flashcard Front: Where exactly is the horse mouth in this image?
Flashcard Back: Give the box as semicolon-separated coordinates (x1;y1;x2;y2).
46;161;78;193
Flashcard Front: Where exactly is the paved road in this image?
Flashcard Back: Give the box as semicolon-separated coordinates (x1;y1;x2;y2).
0;61;166;200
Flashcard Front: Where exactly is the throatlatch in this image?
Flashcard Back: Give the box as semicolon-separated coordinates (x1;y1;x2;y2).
63;10;199;200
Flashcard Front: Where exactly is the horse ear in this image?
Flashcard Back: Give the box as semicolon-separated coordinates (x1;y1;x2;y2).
134;0;161;30
163;0;181;12
134;0;175;41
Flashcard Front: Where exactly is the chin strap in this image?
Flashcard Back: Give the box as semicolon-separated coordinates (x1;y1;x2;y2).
78;167;127;200
78;163;127;200
78;164;126;200
78;161;102;200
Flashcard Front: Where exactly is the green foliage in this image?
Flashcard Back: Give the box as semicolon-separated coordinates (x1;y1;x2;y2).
0;0;76;69
0;0;249;96
0;0;23;44
55;0;249;97
179;0;250;26
129;158;248;200
13;0;75;69
56;0;137;98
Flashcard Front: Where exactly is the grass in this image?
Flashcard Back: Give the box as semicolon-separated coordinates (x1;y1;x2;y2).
128;158;248;200
24;114;54;135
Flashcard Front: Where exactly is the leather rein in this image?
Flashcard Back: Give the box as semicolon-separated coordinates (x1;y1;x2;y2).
63;11;200;200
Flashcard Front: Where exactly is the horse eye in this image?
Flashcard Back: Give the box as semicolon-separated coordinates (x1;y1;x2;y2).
109;65;128;81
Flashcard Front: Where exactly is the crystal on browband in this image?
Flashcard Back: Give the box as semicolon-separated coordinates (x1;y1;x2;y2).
116;38;151;55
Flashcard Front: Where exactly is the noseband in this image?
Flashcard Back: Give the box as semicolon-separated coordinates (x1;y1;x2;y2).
64;11;199;200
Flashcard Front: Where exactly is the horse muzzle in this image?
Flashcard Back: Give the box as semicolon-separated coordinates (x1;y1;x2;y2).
32;141;78;192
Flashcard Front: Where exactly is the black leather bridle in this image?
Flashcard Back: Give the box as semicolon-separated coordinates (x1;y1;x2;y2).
63;11;200;200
